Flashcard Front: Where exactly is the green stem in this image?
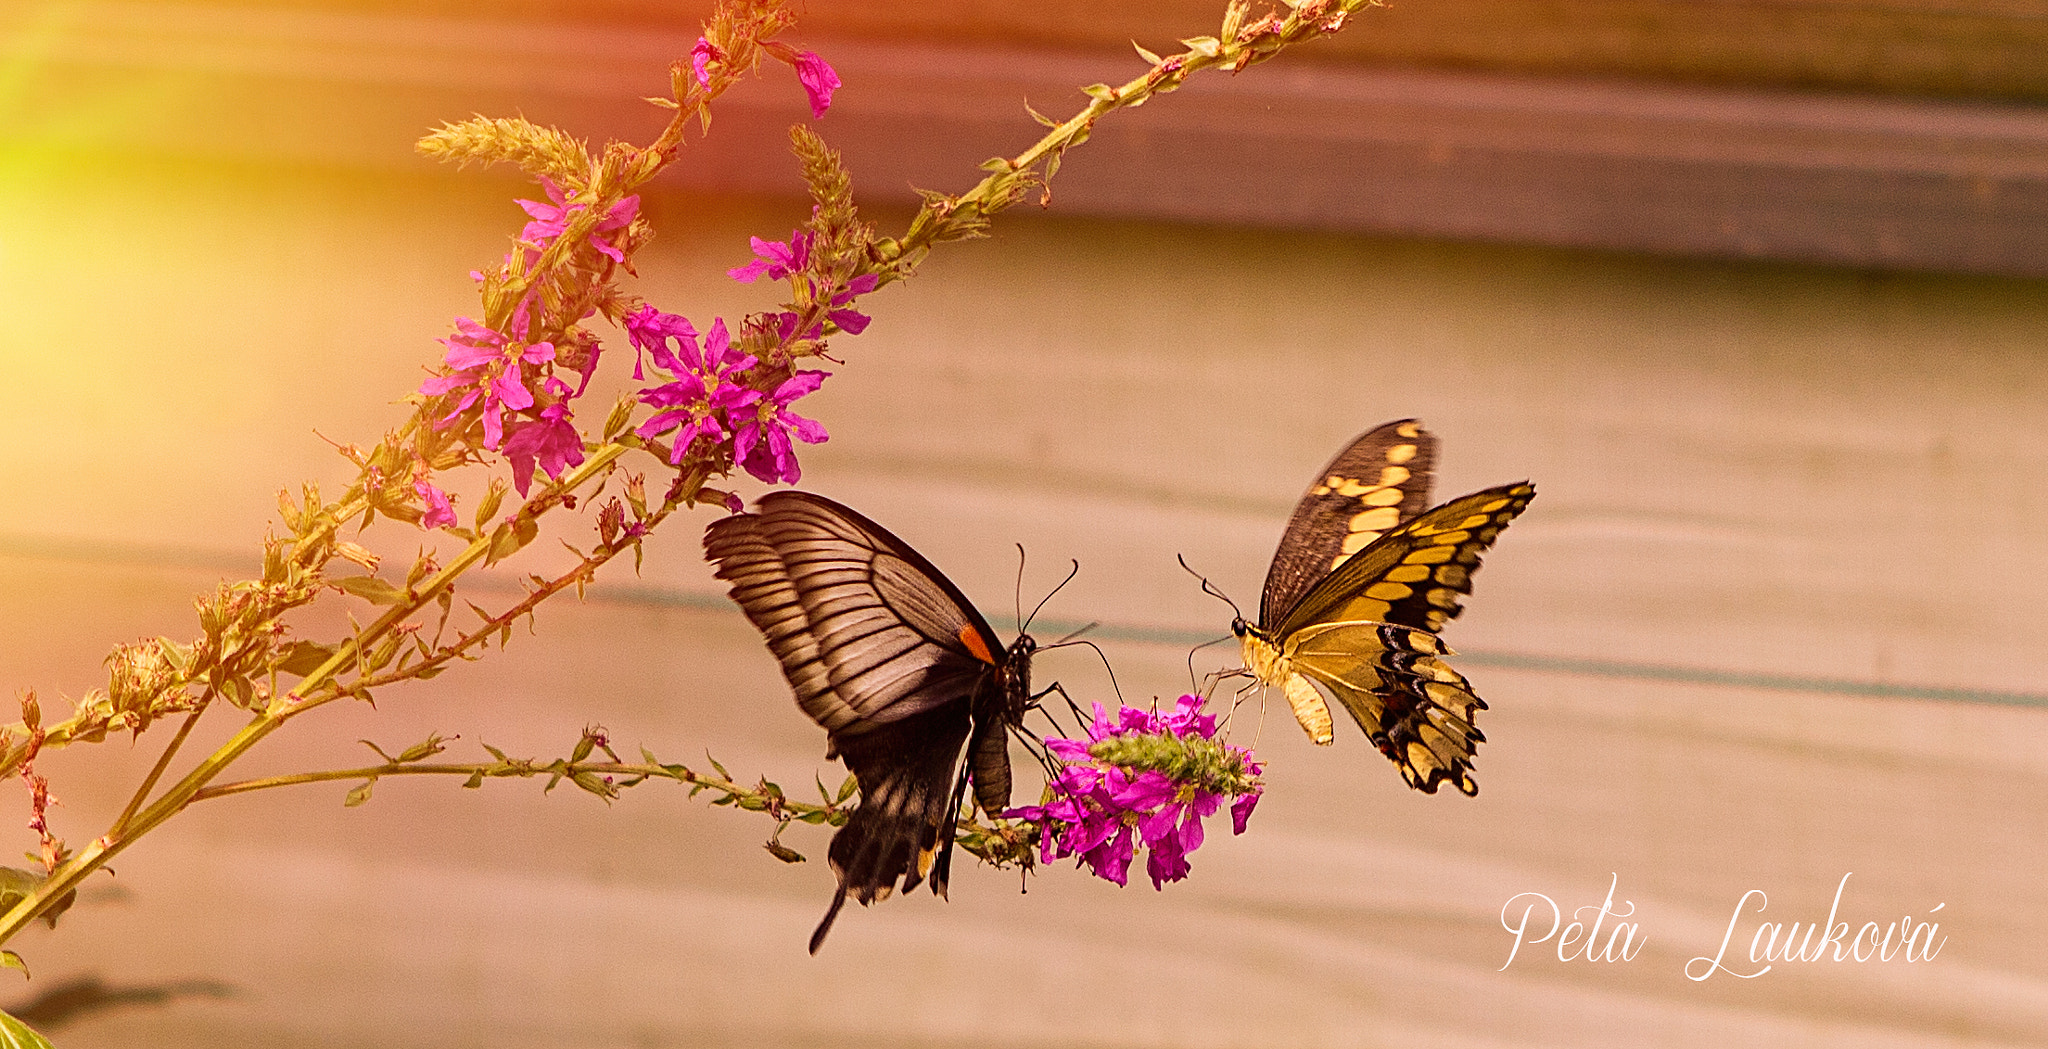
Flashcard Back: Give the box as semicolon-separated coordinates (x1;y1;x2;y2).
108;705;207;838
0;445;629;945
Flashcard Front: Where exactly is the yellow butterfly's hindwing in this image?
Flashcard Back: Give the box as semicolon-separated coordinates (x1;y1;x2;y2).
1285;622;1487;796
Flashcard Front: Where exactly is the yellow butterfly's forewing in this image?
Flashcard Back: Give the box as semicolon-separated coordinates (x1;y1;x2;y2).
1273;483;1535;639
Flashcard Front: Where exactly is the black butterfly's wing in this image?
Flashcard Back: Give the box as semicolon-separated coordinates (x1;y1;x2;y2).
703;491;1016;951
1273;482;1535;639
1260;420;1438;629
706;491;1006;742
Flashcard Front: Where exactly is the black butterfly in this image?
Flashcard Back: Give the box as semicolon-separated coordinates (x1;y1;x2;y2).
703;491;1035;952
1231;419;1534;795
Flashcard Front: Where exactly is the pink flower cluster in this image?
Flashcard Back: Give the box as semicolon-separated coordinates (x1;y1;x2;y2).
629;305;828;484
1009;695;1263;890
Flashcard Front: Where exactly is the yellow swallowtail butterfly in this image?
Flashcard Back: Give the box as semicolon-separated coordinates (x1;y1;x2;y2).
1232;420;1533;795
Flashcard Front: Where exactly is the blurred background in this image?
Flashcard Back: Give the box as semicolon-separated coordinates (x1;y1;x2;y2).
3;0;2047;1046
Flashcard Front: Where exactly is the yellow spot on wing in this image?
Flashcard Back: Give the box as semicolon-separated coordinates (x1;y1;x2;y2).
1386;564;1432;583
1340;531;1381;557
1364;487;1404;507
1386;443;1418;464
1365;581;1412;601
1350;506;1400;531
1379;465;1411;487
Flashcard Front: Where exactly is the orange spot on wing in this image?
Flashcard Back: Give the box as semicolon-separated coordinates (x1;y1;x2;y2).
958;626;996;663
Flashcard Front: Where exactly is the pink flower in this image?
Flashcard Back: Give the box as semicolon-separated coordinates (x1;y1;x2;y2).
500;379;586;495
420;317;556;450
732;369;829;484
1006;695;1262;890
415;479;457;530
690;37;722;87
728;230;812;284
635;317;762;465
825;272;878;334
515;177;639;265
624;304;701;381
793;50;840;117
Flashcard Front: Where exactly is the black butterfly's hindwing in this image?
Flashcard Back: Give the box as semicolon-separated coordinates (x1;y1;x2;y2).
704;491;1031;952
1260;419;1437;628
1239;420;1532;795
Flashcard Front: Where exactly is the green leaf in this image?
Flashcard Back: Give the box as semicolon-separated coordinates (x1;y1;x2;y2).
463;771;484;789
337;576;405;606
0;1007;53;1049
343;779;375;807
1081;83;1118;102
0;953;26;978
1133;41;1163;64
1182;35;1222;57
836;775;858;803
706;753;730;780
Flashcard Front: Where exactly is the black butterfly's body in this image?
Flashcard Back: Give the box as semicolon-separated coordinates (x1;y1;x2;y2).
1236;419;1533;795
703;491;1033;952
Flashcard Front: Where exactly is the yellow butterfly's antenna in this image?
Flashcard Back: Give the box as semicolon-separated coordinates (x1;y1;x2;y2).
1183;633;1236;696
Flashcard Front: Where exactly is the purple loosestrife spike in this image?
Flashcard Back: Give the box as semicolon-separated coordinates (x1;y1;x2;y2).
1006;694;1262;890
732;369;829;484
635;317;762;466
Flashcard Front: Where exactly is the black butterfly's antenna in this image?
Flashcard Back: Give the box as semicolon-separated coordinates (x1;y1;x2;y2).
1021;558;1081;636
1037;638;1124;708
1014;543;1027;634
1177;554;1243;621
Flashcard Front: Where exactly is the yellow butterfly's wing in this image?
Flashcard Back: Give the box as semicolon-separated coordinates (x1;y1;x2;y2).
1272;482;1535;639
1258;480;1533;792
1260;420;1438;629
1284;622;1487;795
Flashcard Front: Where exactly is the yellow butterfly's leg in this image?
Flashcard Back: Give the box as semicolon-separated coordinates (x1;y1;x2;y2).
1283;673;1335;745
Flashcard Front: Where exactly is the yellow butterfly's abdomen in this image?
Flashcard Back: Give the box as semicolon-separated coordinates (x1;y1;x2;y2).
1241;631;1335;746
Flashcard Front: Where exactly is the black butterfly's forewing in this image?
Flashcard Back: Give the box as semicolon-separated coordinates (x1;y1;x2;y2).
706;491;1005;743
1260;420;1438;628
702;490;1019;952
1273;482;1535;639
